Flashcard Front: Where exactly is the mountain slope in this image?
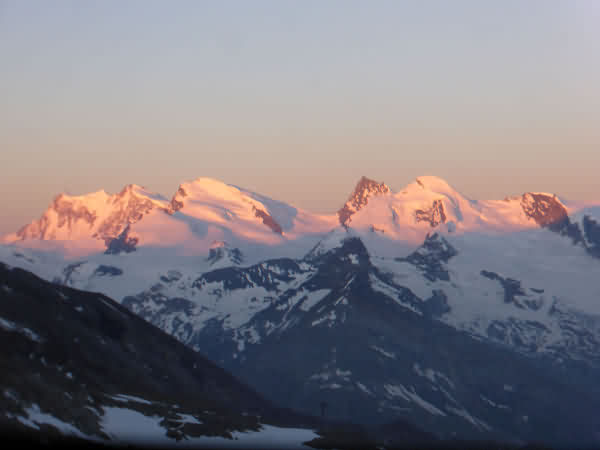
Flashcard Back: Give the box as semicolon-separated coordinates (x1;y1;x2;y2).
3;178;338;265
4;174;600;447
0;262;331;447
120;236;600;446
6;174;600;263
8;184;169;245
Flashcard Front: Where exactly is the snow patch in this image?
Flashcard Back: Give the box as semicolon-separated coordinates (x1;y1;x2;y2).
356;382;373;396
110;394;154;405
311;310;337;327
446;405;491;431
15;404;90;438
371;346;396;359
413;363;455;389
480;395;510;410
0;317;43;342
335;368;352;379
297;289;330;312
101;406;171;443
347;254;359;265
101;405;318;448
383;384;446;416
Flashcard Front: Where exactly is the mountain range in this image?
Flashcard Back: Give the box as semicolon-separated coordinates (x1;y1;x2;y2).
3;174;600;447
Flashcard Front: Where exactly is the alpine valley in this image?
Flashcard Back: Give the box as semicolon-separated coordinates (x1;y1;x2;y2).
3;174;600;447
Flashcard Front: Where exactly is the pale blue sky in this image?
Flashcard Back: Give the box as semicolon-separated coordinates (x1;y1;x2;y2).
1;0;599;234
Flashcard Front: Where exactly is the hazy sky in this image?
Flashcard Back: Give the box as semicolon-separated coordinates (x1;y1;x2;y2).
1;0;599;235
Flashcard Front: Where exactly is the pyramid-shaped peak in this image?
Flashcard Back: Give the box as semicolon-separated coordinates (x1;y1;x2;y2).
353;176;390;196
117;183;148;197
347;176;391;206
337;176;391;227
113;184;169;207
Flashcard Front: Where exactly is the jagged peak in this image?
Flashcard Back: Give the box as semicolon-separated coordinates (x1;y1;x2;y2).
309;234;370;264
112;184;169;207
337;176;391;227
53;189;110;204
50;184;166;208
352;176;391;197
13;182;168;242
117;183;146;196
207;240;244;266
305;228;352;260
520;192;568;228
522;191;562;203
337;235;369;256
397;232;458;282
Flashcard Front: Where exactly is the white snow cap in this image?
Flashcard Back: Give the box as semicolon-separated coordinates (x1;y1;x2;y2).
414;176;456;192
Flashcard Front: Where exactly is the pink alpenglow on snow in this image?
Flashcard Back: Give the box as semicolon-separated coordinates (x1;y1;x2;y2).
2;175;594;262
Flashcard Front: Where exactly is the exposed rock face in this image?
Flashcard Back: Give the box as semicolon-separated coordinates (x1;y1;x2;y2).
16;195;97;240
93;185;157;240
396;233;458;281
480;270;543;310
414;200;447;227
168;186;187;214
520;193;568;229
207;241;244;266
93;265;124;277
252;207;283;235
338;176;391;227
104;225;138;255
61;261;87;286
519;193;600;259
15;185;165;244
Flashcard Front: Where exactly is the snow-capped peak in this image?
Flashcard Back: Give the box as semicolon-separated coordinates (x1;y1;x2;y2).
414;176;456;193
398;176;467;202
9;185;169;244
168;177;286;236
336;175;574;245
6;174;600;264
333;175;471;244
338;176;391;227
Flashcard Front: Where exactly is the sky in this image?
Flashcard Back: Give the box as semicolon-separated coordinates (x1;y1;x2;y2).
1;0;599;235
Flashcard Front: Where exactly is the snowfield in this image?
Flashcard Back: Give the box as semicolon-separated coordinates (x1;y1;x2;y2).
8;402;319;448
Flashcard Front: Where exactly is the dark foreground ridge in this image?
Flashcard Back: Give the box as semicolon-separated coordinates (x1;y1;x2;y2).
1;262;593;449
0;427;563;450
0;261;443;449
